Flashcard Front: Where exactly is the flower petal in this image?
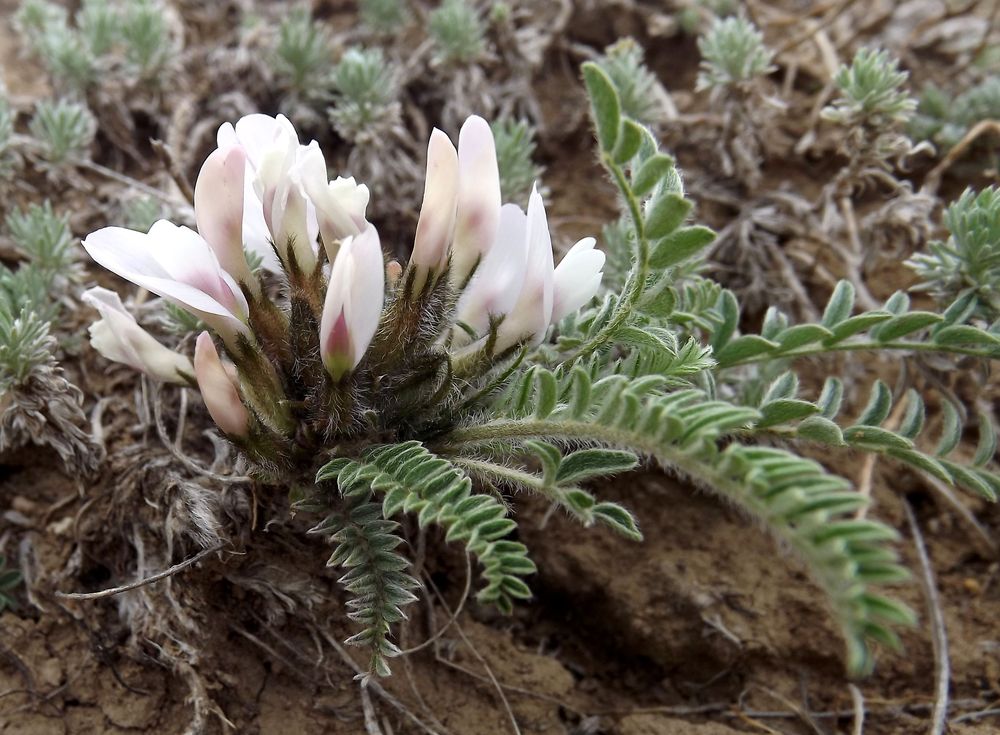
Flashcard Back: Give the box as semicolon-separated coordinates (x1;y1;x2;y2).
455;203;528;338
451;116;501;284
411;128;459;272
552;237;604;323
194;331;250;437
82;287;193;383
195;145;253;284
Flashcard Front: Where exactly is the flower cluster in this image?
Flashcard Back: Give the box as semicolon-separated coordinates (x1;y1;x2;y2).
81;113;604;469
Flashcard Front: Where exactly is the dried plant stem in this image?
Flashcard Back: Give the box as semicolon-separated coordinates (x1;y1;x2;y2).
774;0;860;55
849;683;865;735
318;629;444;735
903;501;949;735
919;472;997;558
400;553;471;656
923;120;1000;195
56;543;225;600
360;684;385;735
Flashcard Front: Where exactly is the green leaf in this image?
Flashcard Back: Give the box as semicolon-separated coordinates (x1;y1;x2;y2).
886;448;952;484
856;380;892;426
645;193;692;240
637;280;676;317
796;416;845;445
817;378;844;419
711;289;740;351
534;369;558;418
776;324;833;350
582;62;621;152
935;401;962;457
821;281;855;328
316;457;352;483
758;399;820;428
592;502;642;541
612;118;644;163
715;334;779;364
648;226;715;269
934;324;1000;348
843;425;913;450
617;326;672;353
974;413;997;467
556;448;639;484
872;311;943;341
631;152;675;196
525;440;561;484
897;390;925;440
942;460;997;501
825;312;891;343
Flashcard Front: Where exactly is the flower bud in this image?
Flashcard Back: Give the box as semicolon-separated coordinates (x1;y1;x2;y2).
195;145;255;288
410;128;458;274
320;225;385;380
450;116;501;286
82;287;194;384
194;331;250;438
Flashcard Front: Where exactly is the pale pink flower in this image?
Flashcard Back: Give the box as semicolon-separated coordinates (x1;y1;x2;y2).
82;287;193;384
297;143;370;264
454;203;528;342
194;144;255;287
82;220;250;347
450;116;501;286
319;225;385;380
494;186;555;351
551;237;604;324
410;129;458;273
216;114;320;272
194;332;250;438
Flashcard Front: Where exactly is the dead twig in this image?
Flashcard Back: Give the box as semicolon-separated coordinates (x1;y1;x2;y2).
360;684;385;735
849;683;865;735
903;500;950;735
923;120;1000;195
400;553;471;656
56;542;225;600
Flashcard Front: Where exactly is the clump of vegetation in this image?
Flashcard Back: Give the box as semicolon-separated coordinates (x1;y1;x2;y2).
909;187;1000;320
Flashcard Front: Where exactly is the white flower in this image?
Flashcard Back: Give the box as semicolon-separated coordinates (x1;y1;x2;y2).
216;114;320;273
410;128;458;273
551;237;604;324
297;143;370;264
82;220;250;347
454;203;528;342
319;225;385;380
494;185;555;351
82;287;193;384
194;144;255;287
194;331;250;438
451;115;501;286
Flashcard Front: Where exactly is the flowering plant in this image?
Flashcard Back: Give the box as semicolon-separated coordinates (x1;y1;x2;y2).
80;66;1000;682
